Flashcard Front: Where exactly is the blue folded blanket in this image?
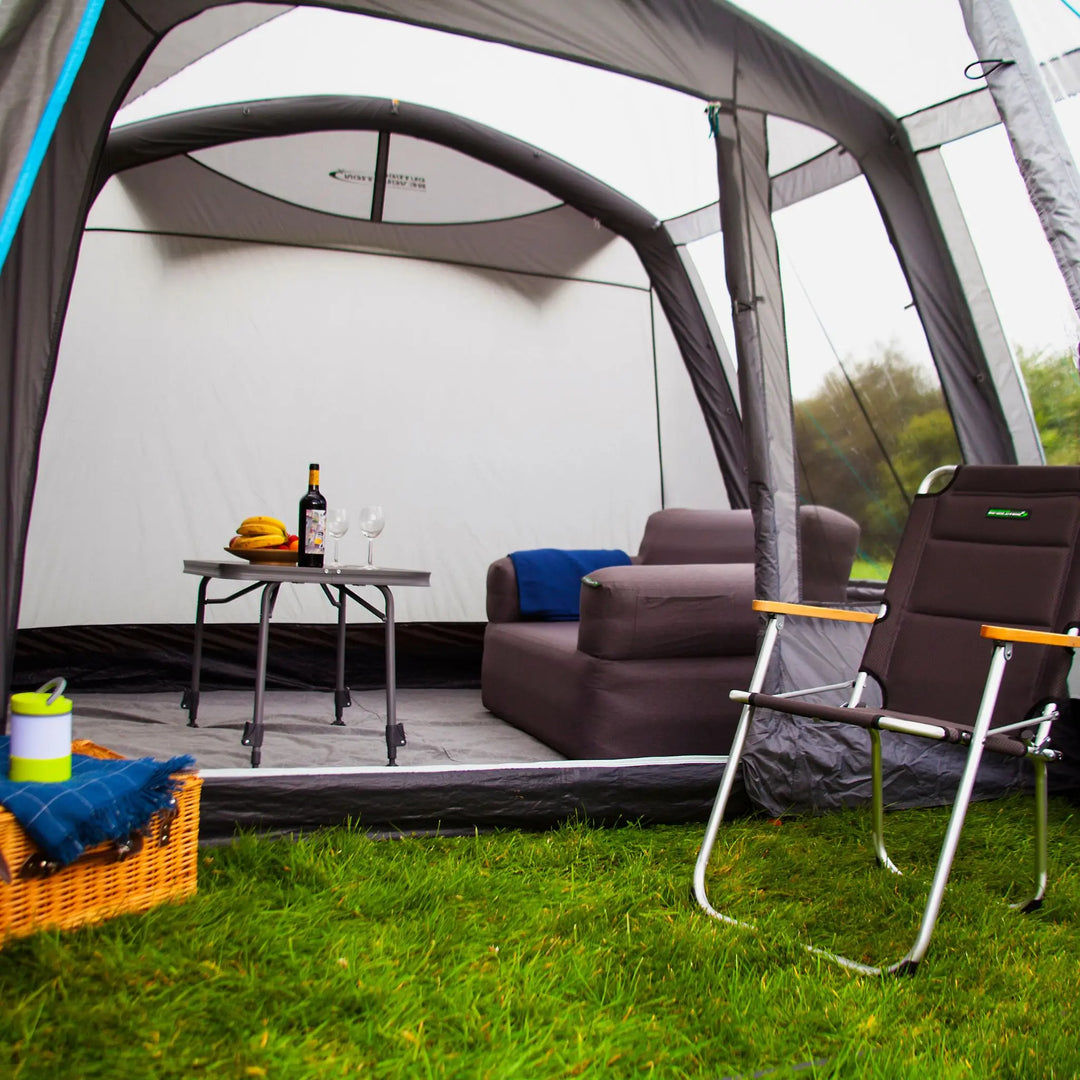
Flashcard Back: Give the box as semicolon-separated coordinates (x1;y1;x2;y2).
0;738;195;866
509;547;632;620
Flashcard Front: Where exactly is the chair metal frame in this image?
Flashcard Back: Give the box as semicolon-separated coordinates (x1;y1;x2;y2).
694;467;1080;976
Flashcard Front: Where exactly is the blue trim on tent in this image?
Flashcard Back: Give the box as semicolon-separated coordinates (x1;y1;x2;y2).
0;0;106;273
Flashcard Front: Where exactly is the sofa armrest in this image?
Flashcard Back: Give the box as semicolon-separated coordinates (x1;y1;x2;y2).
486;556;522;622
799;504;860;602
577;563;758;660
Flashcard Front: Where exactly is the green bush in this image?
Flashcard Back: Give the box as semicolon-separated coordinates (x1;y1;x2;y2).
794;343;1080;569
1019;347;1080;465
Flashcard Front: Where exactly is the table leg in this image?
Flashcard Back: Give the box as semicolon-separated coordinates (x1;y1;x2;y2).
180;576;210;727
377;585;406;766
333;585;351;725
241;581;279;768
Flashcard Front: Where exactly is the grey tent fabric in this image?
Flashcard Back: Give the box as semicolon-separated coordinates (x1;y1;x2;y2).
99;156;625;279
0;0;1050;712
119;3;290;109
0;0;155;701
961;0;1080;322
738;608;1029;817
711;104;800;602
0;0;85;239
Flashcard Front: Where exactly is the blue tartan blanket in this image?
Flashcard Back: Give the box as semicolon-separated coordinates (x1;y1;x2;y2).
0;738;195;866
509;547;632;620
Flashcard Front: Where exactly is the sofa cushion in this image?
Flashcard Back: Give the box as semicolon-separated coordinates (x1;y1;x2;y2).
577;563;758;660
635;508;755;565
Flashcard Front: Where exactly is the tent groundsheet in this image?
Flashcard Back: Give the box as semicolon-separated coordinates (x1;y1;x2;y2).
67;687;741;840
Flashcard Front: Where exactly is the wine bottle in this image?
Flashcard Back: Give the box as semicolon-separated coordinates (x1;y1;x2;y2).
298;463;327;567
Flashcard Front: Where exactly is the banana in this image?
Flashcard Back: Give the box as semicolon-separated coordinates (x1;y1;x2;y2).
230;532;287;550
237;522;287;537
239;515;288;535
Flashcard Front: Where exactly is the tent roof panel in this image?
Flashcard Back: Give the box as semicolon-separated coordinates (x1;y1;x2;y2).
192;130;380;220
115;7;726;220
190;131;562;224
382;135;561;224
89;159;650;287
120;2;292;108
764;116;839;176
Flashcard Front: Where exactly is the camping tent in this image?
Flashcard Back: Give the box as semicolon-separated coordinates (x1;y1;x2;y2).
2;0;1078;830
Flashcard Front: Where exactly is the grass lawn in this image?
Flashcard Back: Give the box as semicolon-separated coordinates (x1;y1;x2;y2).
0;794;1077;1078
851;559;890;582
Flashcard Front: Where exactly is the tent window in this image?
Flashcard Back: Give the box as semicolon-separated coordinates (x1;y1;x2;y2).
776;177;961;579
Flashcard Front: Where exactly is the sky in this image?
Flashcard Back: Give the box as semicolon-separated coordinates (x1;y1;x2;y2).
731;0;1080;378
114;1;1080;397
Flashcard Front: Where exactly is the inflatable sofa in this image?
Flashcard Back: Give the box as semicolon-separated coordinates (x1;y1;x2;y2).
481;506;860;759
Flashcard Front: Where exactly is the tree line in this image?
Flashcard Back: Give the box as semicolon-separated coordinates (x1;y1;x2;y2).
793;345;1080;572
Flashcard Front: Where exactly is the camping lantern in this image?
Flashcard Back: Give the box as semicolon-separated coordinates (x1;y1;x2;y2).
8;678;73;782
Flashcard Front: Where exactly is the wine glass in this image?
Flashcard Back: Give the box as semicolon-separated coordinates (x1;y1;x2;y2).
326;508;349;567
358;505;384;568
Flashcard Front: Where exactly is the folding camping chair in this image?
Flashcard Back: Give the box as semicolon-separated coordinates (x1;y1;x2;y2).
694;464;1080;975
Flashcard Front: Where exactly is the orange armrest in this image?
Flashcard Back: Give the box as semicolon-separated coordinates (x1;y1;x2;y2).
751;599;879;624
981;624;1080;648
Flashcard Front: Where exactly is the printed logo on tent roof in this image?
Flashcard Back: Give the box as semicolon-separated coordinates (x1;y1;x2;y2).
330;169;427;192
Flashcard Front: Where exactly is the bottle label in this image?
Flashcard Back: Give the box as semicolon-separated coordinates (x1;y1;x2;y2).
303;509;326;554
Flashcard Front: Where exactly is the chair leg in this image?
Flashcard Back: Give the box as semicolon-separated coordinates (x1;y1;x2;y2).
693;613;784;926
697;641;1023;977
1011;756;1048;913
889;642;1012;974
870;729;901;875
693;701;758;927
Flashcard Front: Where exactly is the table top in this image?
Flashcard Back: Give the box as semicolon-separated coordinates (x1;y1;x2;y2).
184;560;431;588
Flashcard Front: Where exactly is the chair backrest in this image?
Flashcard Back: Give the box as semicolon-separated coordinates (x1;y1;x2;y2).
861;465;1080;725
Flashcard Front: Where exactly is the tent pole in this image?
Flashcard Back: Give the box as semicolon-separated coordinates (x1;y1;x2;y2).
710;103;800;603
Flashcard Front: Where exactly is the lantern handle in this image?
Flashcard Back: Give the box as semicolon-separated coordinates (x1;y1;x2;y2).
35;677;67;706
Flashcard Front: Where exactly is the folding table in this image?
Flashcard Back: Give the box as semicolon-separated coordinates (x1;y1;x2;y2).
181;561;431;767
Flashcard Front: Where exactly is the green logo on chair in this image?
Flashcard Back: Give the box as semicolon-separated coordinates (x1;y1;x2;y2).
986;508;1029;519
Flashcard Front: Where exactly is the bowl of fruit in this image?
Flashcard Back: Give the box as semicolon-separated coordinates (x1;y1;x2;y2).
226;516;299;564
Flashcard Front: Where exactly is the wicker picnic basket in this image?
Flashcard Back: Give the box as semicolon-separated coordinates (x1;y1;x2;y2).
0;740;202;942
